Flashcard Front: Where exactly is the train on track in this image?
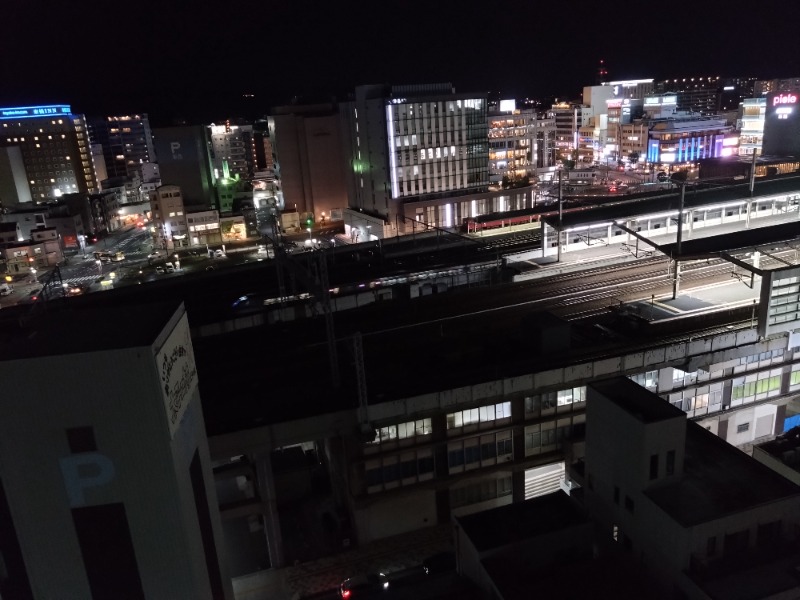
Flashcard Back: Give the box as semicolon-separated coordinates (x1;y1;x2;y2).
461;203;594;233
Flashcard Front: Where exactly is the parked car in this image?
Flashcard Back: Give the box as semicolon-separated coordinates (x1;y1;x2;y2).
339;572;389;598
214;249;225;258
0;283;13;296
164;262;175;273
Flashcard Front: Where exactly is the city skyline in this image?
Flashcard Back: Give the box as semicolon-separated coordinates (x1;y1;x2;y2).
2;0;799;124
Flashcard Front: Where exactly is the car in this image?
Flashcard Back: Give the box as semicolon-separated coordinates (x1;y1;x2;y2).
148;251;162;259
214;249;225;258
155;266;165;274
20;288;42;303
339;572;389;598
422;552;456;575
0;283;13;296
164;262;175;273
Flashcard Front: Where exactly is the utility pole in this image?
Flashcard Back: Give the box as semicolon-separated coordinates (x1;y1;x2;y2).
671;182;685;300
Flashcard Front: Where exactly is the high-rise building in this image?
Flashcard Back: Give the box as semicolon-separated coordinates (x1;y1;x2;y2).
341;83;489;224
0;104;98;202
87;114;155;180
0;303;233;599
208;122;254;180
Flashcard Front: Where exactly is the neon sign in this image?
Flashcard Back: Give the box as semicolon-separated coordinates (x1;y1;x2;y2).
0;105;72;120
773;93;797;106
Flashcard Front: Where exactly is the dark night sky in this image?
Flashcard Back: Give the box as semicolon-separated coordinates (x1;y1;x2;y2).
2;0;799;125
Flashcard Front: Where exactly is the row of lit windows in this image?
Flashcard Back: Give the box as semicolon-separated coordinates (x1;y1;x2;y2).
446;401;511;429
368;418;432;445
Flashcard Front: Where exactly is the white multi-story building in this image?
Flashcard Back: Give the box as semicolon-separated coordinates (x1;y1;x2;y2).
150;184;188;249
341;83;489;228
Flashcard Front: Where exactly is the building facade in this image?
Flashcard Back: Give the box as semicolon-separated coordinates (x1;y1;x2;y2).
340;83;489;228
150;185;189;249
0;303;233;599
208;122;254;180
87;114;155;180
738;97;767;156
0;104;98;202
152;126;215;206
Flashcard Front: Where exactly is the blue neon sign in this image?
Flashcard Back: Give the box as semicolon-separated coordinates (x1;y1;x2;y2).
0;105;72;120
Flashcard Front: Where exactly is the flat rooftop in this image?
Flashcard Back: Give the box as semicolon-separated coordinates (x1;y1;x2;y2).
455;491;587;553
590;376;686;424
0;302;181;361
646;422;800;527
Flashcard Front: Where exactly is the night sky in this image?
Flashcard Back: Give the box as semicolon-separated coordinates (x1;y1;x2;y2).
2;0;799;125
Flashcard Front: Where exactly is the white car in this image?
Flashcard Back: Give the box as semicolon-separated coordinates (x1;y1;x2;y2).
214;249;225;258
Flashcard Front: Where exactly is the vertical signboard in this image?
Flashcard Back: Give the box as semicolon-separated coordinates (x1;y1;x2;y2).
762;91;800;156
155;316;198;438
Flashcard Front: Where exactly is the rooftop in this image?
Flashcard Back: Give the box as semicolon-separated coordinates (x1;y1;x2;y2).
0;302;181;361
646;422;800;527
590;376;685;424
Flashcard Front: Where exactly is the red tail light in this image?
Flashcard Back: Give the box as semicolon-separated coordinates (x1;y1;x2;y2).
341;590;351;599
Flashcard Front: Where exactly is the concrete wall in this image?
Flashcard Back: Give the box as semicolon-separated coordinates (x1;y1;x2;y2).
353;489;437;544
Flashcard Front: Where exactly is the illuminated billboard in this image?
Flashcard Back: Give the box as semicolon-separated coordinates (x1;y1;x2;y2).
762;91;800;156
0;105;72;120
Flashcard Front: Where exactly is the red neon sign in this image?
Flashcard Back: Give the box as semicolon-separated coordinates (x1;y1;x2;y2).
773;93;798;106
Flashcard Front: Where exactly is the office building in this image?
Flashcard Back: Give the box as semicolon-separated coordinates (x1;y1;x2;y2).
550;102;583;161
340;83;489;227
208;122;254;181
153;126;215;206
87;114;155;180
0;303;232;599
0;104;98;201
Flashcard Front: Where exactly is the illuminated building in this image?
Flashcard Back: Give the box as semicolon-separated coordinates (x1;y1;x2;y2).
87;114;155;180
341;83;489;227
755;77;800;97
488;102;555;183
738;97;767;156
149;184;188;249
550;102;583;161
208;122;254;180
0;104;98;202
